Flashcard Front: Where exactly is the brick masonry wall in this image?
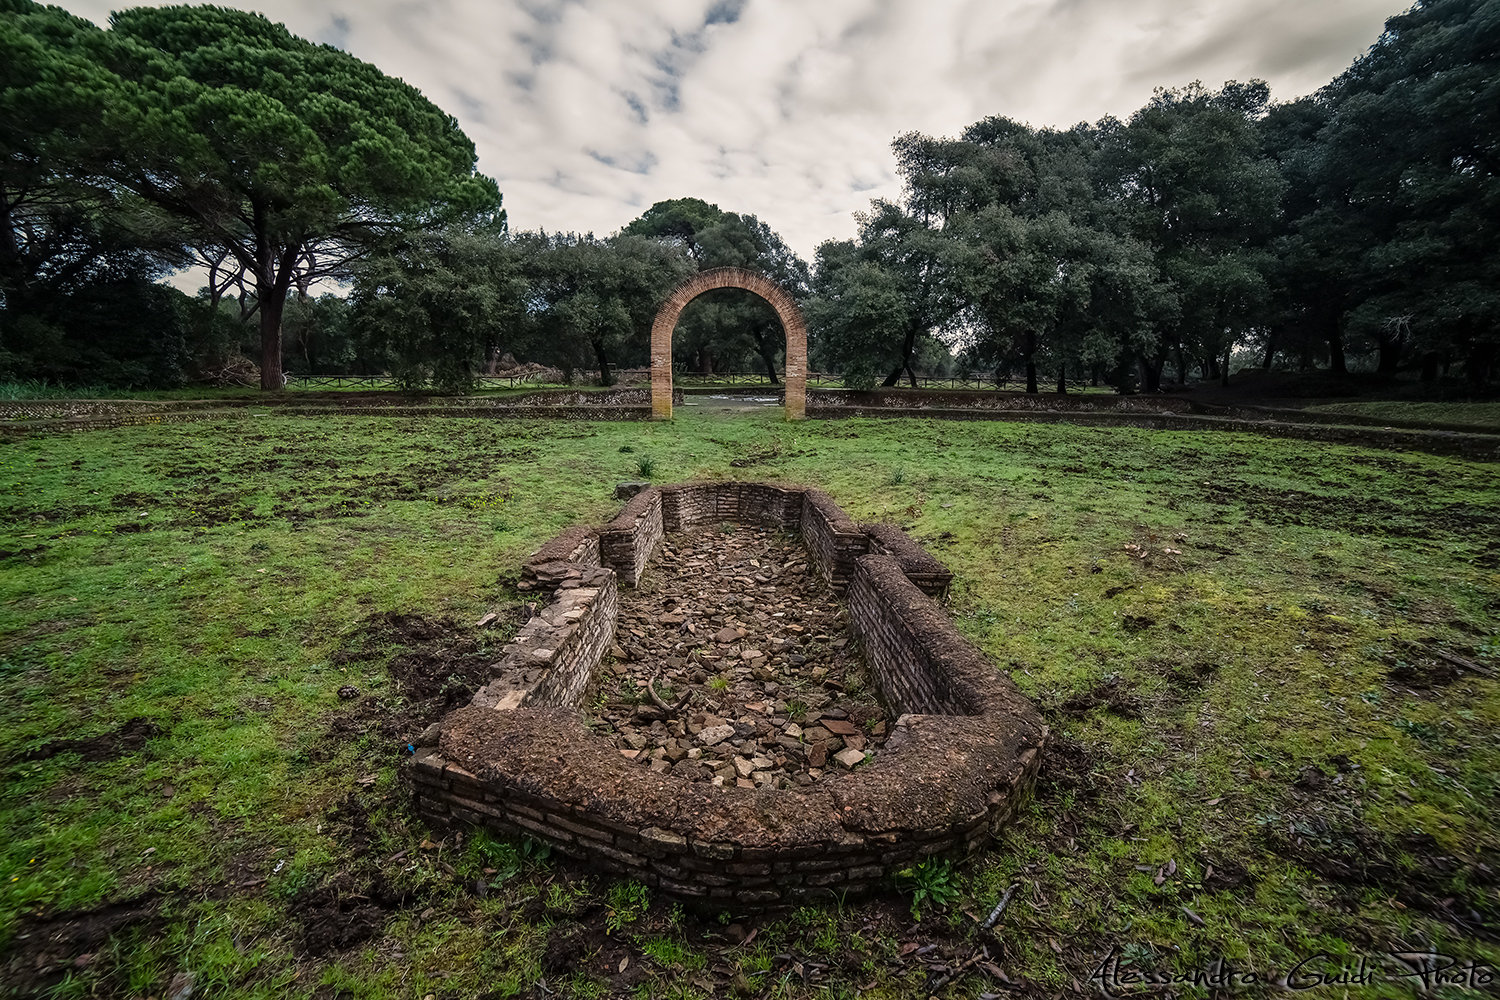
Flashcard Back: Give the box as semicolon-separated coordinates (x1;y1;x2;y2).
470;568;618;712
847;555;977;717
523;572;619;709
405;482;1047;909
519;527;601;592
861;523;953;599
660;482;807;533
800;490;869;594
600;488;664;587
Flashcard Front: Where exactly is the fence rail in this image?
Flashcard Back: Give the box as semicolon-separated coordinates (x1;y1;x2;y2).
285;372;574;389
283;371;1100;392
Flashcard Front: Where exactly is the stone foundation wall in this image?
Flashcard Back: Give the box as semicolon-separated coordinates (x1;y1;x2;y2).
661;482;806;533
860;524;953;599
800;490;869;594
600;488;664;586
519;526;601;592
471;567;618;711
847;554;980;717
405;481;1046;909
521;571;619;709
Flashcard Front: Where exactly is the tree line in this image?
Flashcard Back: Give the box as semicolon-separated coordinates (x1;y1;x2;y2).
2;0;1495;392
816;0;1498;391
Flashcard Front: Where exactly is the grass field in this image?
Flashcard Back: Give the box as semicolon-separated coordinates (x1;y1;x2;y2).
1303;400;1500;432
1;407;1497;998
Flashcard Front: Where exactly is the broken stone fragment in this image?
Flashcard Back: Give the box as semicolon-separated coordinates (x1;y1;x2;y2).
834;747;866;769
807;743;828;769
417;722;442;747
697;724;735;746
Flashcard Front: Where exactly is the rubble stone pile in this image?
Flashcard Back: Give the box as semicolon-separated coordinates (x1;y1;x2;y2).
587;523;889;788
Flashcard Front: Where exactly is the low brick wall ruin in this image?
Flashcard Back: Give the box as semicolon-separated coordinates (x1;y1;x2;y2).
406;481;1046;908
600;488;665;587
800;489;869;594
861;523;953;599
470;567;618;711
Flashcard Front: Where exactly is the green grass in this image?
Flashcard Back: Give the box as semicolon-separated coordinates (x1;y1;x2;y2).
0;405;1497;997
1305;399;1500;431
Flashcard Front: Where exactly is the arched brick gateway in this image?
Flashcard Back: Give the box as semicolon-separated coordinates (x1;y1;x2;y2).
650;266;807;420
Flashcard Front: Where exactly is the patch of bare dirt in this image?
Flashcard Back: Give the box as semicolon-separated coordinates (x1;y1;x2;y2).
16;716;161;763
311;610;517;762
1055;676;1143;720
0;894;161;995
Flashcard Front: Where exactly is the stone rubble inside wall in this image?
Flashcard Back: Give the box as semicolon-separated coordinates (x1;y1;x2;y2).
583;523;889;789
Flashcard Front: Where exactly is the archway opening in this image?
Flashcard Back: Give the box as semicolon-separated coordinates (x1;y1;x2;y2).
673;288;786;384
650;267;807;420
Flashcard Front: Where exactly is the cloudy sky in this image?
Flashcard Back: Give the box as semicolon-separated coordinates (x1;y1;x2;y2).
60;0;1399;259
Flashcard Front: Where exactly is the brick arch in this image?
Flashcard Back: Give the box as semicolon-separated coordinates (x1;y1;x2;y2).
650;266;807;420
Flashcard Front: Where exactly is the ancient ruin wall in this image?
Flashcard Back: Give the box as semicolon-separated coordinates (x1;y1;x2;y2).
660;482;806;533
406;482;1046;907
861;523;954;599
599;488;664;586
847;555;979;717
470;567;619;712
518;526;600;593
800;490;869;594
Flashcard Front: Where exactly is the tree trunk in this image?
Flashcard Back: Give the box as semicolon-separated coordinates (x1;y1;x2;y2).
258;287;286;390
592;337;614;386
882;324;921;387
1091;363;1101;388
0;185;19;283
1025;359;1038;393
1420;352;1438;382
1174;343;1186;384
1377;330;1404;374
905;360;918;389
1327;326;1347;374
1220;344;1231;387
696;347;714;374
757;348;781;384
255;241;299;391
1141;355;1163;393
1466;343;1495;388
1262;330;1278;371
1056;362;1066;394
1206;354;1221;380
754;333;780;384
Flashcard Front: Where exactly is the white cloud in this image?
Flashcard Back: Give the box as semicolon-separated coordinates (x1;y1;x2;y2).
57;0;1396;258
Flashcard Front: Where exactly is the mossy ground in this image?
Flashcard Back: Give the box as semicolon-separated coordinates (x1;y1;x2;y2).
1;405;1496;998
1302;400;1500;432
